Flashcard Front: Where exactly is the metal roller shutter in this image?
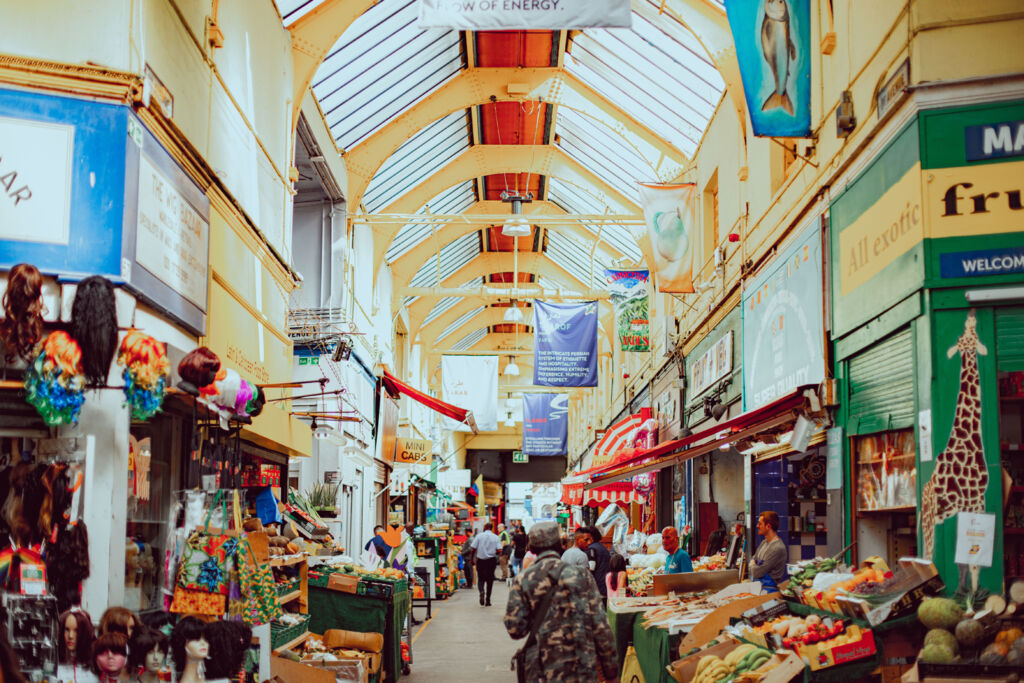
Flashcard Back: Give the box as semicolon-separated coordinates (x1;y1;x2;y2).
996;307;1024;372
847;327;915;434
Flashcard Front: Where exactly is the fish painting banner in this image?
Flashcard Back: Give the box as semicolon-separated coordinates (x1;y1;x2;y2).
522;393;569;456
441;355;498;432
533;301;598;387
639;183;697;293
604;269;650;352
418;0;631;30
725;0;812;137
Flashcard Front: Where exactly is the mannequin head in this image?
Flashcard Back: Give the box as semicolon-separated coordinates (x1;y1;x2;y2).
99;607;141;639
171;617;209;673
203;621;252;680
91;632;128;678
58;609;95;666
128;627;168;674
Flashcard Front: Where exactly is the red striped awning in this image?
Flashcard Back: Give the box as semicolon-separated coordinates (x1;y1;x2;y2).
381;370;478;434
561;480;645;507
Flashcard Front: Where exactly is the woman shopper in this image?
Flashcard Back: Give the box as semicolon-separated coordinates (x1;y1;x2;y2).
511;523;528;577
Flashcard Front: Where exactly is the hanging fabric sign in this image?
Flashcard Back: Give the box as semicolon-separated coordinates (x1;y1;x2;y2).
417;0;631;30
533;301;598;387
725;0;812;137
603;269;650;351
441;355;498;432
638;183;697;293
522;393;569;456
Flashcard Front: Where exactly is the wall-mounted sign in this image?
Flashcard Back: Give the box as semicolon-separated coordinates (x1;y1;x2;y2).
875;59;909;121
743;217;825;410
135;154;209;308
512;450;529;464
965;118;1024;162
954;511;995;567
940;245;1024;278
690;331;732;398
0;115;73;245
394;437;433;465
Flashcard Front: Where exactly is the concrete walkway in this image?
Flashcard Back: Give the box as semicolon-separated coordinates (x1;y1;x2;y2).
405;580;519;682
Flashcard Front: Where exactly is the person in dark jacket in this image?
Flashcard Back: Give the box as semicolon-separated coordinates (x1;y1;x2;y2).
460;531;477;589
511;524;528;577
584;526;611;600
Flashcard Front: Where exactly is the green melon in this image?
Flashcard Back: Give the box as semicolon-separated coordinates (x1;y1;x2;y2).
919;644;956;664
917;597;965;631
954;619;986;649
924;628;959;654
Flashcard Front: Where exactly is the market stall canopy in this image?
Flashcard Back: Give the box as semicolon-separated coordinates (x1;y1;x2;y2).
380;369;479;434
585;385;824;489
561;447;650;506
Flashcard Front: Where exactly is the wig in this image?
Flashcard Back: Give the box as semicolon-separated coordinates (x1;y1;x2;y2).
245;385;266;417
170;617;208;673
117;330;170;420
209;368;242;417
23;331;86;426
202;620;251;680
127;626;168;672
177;347;221;390
58;609;95;667
140;611;175;639
98;607;142;639
70;276;118;387
39;462;70;540
90;631;128;676
0;263;44;364
45;520;90;612
4;463;45;547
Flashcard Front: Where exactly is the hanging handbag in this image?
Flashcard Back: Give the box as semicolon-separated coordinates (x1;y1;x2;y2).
228;536;282;626
169;585;227;616
176;491;238;595
511;563;565;683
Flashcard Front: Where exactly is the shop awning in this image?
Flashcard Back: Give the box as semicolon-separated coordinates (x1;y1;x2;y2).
380;370;478;434
561;479;646;506
585;385;822;490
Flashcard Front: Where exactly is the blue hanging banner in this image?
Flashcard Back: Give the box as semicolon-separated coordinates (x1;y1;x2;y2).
533;300;599;387
522;393;569;456
725;0;812;137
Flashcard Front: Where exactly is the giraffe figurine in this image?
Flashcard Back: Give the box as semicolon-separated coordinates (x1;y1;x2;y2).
921;309;989;558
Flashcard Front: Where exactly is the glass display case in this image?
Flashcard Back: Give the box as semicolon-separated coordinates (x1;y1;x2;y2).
854;429;917;512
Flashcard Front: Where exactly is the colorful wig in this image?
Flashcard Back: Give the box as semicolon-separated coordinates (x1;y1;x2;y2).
24;331;86;426
177;347;220;389
117;330;169;420
1;263;44;364
70;276;118;387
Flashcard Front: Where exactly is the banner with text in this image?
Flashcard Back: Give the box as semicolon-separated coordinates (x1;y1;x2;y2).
522;393;569;456
604;269;650;352
442;355;498;432
418;0;631;30
725;0;812;137
533;300;598;387
639;183;696;293
393;437;433;465
742;216;824;410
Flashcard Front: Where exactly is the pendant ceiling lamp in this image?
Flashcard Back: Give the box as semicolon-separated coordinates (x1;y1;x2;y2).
503;355;520;377
503;301;524;322
500;190;533;237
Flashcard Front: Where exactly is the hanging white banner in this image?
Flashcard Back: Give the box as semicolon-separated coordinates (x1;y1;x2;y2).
442;355;498;432
638;183;697;293
418;0;632;30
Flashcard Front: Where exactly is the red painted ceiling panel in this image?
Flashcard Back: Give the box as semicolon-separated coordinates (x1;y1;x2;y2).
476;31;556;67
482;172;542;200
479;101;547;145
487;225;536;252
491;323;531;334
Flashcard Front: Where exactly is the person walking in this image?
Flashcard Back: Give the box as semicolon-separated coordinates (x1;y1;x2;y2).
460;531;477;589
504;521;620;683
560;528;589;570
471;522;501;606
584;526;611;602
497;523;512;581
511;523;528;577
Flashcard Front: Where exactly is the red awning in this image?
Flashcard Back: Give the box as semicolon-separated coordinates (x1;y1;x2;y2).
585;385;820;489
561;480;646;506
381;370;478;434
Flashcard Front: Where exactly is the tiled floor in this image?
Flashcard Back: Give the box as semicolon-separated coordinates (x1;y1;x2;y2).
404;580;519;681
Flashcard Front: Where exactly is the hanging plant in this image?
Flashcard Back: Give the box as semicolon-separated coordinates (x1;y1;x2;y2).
117;329;170;420
24;331;86;426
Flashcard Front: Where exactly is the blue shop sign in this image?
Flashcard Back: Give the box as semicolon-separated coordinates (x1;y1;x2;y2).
964;119;1024;162
940;245;1024;278
0;88;209;334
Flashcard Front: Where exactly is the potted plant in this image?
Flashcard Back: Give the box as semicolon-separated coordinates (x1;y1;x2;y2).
306;482;340;518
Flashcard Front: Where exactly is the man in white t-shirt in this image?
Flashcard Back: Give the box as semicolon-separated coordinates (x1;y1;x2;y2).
471;522;501;606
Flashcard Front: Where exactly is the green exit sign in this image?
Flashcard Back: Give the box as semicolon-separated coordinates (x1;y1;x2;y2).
512;450;529;463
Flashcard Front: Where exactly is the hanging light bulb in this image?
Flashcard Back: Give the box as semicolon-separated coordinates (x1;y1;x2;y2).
503;412;516;428
503;356;520;377
503;301;524;322
501;216;531;237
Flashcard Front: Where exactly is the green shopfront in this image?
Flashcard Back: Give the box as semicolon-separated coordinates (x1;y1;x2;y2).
830;98;1024;595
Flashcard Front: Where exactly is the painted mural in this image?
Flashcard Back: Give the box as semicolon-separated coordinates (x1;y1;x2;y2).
921;309;990;557
725;0;812;137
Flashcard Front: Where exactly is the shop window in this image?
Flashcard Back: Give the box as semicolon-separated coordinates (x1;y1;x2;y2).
851;428;918;563
702;169;719;269
998;369;1024;582
769;141;799;195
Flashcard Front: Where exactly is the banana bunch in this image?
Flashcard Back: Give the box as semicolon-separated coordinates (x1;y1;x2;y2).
692;655;730;683
692;645;774;683
731;647;772;675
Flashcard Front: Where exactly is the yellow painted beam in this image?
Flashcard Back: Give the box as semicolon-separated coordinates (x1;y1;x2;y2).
288;0;374;130
345;68;689;209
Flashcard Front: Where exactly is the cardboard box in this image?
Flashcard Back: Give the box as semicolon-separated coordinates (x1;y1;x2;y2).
668;642;802;683
679;593;780;653
327;573;360;594
271;656;334;683
795;625;877;671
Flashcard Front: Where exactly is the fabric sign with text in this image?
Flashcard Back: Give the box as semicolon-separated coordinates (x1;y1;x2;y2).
441;355;498;431
604;269;650;351
522;393;569;456
533;300;598;387
418;0;631;30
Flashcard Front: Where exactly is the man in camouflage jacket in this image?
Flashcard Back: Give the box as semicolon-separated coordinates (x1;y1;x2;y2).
504;522;620;683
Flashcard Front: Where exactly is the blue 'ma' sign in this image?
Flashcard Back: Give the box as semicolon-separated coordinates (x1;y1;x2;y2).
964;119;1024;162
